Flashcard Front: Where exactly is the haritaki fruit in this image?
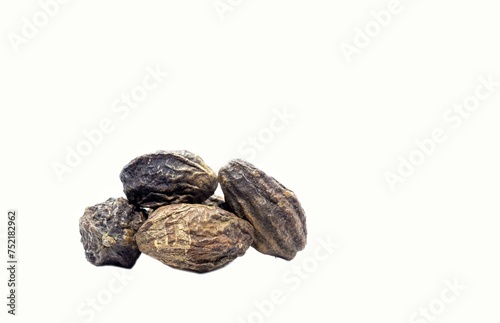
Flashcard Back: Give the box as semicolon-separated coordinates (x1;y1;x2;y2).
219;159;307;260
135;204;254;273
120;150;217;208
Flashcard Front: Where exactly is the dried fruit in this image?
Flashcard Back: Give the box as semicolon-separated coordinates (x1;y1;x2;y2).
136;204;254;273
120;150;217;208
218;159;307;260
79;197;146;269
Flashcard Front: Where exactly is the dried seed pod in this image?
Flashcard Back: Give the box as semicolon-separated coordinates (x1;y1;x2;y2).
120;150;217;208
136;204;254;273
201;194;231;212
79;197;145;269
218;159;307;260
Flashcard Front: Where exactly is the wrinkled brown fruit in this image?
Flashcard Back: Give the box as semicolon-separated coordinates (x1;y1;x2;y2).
120;150;217;209
218;159;307;260
136;204;254;273
79;197;146;269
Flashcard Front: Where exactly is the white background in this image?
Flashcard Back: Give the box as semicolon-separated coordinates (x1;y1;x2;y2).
1;0;500;322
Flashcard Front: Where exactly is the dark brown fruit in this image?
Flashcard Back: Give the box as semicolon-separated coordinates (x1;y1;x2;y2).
79;197;145;269
218;159;306;260
136;204;254;273
119;150;217;208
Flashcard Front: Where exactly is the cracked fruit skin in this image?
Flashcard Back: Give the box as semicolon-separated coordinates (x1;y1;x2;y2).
119;150;217;209
136;204;254;273
218;159;307;260
79;197;145;269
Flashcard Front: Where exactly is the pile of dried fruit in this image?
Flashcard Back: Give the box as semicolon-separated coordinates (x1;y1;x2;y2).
79;150;307;273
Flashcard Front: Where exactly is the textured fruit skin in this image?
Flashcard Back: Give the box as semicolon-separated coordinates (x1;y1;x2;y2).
79;197;145;269
119;150;217;208
218;159;307;260
136;204;254;273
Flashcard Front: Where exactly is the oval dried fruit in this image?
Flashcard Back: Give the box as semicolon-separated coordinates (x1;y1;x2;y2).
136;204;254;273
218;159;307;260
79;197;146;269
120;150;217;208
